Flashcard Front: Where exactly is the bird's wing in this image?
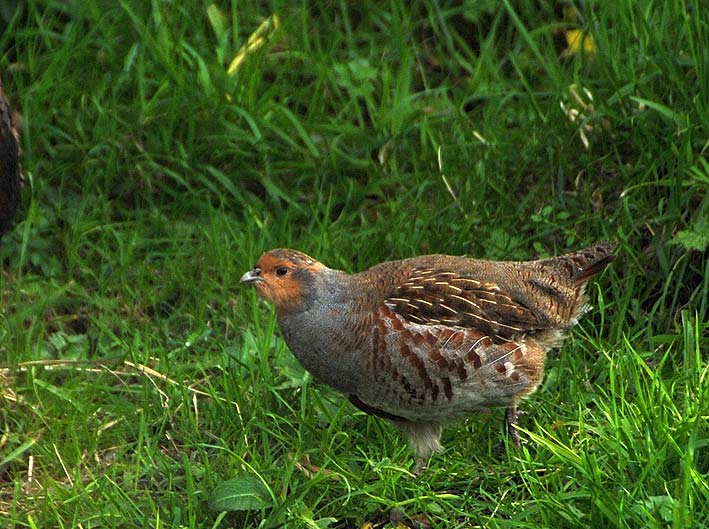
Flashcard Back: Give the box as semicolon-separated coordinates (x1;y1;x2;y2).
383;267;545;341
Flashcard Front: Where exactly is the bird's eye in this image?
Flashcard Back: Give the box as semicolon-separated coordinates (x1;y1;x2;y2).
275;266;288;277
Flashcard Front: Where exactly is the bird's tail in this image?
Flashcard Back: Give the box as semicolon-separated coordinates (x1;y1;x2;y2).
538;242;616;285
566;242;617;284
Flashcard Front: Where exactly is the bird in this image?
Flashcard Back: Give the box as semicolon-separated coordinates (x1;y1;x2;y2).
241;242;615;467
0;75;22;240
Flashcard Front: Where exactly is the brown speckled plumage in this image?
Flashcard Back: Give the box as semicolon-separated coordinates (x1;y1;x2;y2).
241;243;615;465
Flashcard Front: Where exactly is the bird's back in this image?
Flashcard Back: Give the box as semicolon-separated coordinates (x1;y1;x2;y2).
359;242;616;340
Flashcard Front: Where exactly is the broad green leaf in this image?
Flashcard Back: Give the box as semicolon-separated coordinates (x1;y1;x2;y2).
208;475;274;512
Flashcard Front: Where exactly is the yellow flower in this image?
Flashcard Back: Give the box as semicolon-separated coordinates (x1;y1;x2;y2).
564;29;597;55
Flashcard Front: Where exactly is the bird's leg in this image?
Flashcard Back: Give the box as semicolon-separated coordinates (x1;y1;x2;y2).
505;406;522;447
392;420;442;474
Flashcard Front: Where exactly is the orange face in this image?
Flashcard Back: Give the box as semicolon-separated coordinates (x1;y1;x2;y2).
240;249;325;310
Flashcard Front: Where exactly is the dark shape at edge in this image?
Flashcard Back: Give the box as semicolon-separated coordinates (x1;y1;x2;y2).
0;75;22;239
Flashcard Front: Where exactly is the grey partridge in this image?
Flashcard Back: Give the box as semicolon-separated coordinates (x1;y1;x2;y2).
241;243;615;465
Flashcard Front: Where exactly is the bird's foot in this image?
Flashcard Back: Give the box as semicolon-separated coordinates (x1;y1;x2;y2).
412;457;427;476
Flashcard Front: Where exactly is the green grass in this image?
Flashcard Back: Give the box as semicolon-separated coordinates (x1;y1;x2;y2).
1;0;708;527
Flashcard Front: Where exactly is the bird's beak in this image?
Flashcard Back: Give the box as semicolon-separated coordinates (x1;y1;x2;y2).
240;268;262;285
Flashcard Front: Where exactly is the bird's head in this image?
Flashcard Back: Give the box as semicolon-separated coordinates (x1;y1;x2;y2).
240;249;327;311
